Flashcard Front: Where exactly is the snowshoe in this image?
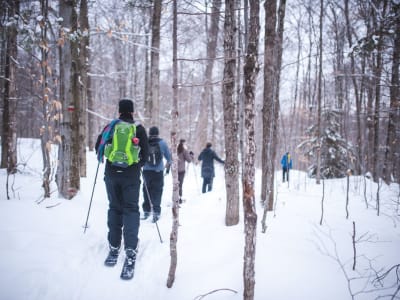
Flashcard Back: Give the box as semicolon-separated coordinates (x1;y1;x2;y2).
120;248;137;280
104;245;120;267
141;212;150;220
152;213;160;223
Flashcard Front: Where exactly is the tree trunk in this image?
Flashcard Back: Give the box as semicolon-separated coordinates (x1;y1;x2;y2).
261;0;277;207
383;4;400;184
316;0;324;184
193;0;222;155
1;0;19;174
268;0;286;209
222;0;239;226
39;0;52;197
242;2;259;299
344;0;362;175
56;0;80;199
167;0;179;289
79;0;89;175
149;0;162;126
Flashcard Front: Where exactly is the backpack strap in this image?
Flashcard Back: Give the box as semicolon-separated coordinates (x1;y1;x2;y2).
97;119;120;163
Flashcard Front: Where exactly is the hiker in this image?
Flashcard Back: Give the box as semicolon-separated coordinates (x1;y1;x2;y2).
198;142;224;193
95;98;149;280
142;126;172;223
177;139;194;203
281;151;293;182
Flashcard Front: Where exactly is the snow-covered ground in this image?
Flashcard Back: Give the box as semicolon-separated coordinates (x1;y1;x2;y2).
0;138;399;300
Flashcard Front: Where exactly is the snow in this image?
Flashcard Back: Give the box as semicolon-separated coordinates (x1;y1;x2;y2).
0;138;399;300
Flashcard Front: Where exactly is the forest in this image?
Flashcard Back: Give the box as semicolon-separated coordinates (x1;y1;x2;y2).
1;0;399;299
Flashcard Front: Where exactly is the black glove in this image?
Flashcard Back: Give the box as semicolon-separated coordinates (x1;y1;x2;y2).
189;151;194;156
165;163;171;174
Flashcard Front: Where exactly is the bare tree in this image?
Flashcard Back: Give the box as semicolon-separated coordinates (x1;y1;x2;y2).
261;0;277;210
261;0;286;231
383;3;400;184
146;0;162;126
39;0;52;197
222;0;240;226
315;0;324;184
166;0;179;288
193;0;222;155
78;0;89;176
56;0;81;199
1;0;19;174
242;1;260;299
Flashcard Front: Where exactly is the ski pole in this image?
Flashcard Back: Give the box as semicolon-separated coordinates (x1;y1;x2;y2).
141;171;163;243
83;160;100;233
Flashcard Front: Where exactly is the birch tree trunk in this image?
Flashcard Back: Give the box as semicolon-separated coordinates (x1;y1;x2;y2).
167;0;179;288
242;2;259;299
56;0;80;199
39;0;52;197
222;0;239;226
1;0;19;174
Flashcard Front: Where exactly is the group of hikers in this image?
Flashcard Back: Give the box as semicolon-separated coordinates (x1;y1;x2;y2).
95;98;293;280
94;99;225;279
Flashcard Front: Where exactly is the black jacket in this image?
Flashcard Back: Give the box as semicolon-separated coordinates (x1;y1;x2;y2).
198;147;224;178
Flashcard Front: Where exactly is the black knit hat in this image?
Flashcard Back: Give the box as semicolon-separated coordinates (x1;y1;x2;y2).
118;99;134;113
149;126;159;136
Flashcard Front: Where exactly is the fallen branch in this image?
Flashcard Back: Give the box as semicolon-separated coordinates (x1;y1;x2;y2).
46;202;61;209
193;288;238;300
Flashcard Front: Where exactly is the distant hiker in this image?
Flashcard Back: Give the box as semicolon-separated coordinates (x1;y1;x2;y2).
177;139;194;203
95;98;149;280
281;151;293;182
142;126;172;223
198;142;224;193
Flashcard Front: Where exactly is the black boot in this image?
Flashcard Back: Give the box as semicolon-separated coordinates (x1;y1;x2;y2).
141;211;150;220
104;245;120;267
152;213;160;223
120;248;137;280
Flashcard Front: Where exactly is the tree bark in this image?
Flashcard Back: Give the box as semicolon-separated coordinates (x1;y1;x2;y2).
39;0;52;197
242;2;259;299
316;0;324;184
1;0;19;174
383;2;399;183
222;0;239;226
148;0;162;126
193;0;222;155
56;0;80;199
261;0;277;207
79;0;89;176
166;0;179;288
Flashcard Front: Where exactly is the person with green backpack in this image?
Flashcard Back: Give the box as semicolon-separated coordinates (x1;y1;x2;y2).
95;98;149;280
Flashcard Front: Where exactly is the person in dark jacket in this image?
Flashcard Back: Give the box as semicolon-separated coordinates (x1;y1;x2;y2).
95;98;148;280
281;151;293;182
198;142;224;193
177;139;193;203
142;126;172;223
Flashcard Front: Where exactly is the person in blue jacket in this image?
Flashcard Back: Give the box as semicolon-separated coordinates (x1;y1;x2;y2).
198;142;224;193
142;126;172;222
281;151;293;182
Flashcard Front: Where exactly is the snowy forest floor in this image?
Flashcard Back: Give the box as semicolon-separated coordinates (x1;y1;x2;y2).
0;138;399;300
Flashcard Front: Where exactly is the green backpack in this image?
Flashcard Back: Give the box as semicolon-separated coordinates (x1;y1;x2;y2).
104;121;140;168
